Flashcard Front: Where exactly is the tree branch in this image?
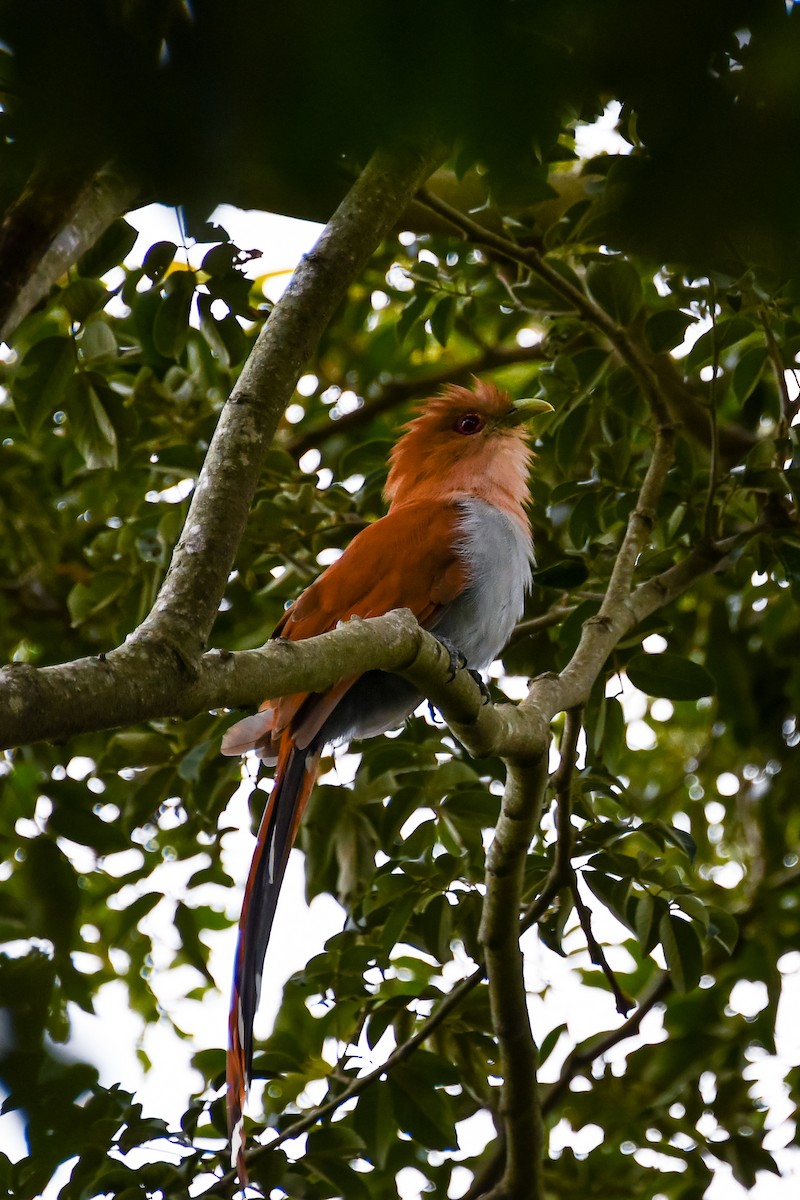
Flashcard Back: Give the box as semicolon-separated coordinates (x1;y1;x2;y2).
0;161;140;343
464;973;673;1198
0;523;760;754
0;609;462;749
570;874;634;1016
479;750;549;1199
542;973;672;1114
516;707;582;933
510;606;575;643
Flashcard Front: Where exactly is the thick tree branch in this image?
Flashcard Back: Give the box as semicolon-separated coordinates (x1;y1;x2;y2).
0;610;461;749
0;161;139;343
479;751;549;1199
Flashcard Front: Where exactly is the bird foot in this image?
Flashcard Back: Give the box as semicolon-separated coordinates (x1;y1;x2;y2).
432;634;467;681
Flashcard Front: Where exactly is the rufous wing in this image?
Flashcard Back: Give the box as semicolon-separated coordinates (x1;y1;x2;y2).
223;500;467;755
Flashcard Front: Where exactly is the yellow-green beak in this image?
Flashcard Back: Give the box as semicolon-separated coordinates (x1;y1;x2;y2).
505;397;555;426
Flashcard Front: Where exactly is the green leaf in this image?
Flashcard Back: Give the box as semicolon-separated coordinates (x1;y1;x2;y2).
707;905;739;954
64;374;118;469
430;296;456;347
389;1061;458;1151
59;278;109;323
153;272;195;359
307;1158;372;1200
396;291;430;344
77;218;139;277
644;310;695;354
635;893;667;955
18;838;80;961
732;346;768;403
627;652;715;700
12;336;75;435
659;913;703;993
586;259;643;325
174;902;213;982
306;1124;366;1159
656;821;697;861
684;316;753;371
78;319;118;362
48;801;129;855
67;570;130;625
538;1022;567;1065
776;537;800;584
142;241;177;281
197;292;246;366
352;1080;395;1169
200;243;237;275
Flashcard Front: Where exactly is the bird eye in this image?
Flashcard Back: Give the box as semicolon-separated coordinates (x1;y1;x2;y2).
454;412;485;435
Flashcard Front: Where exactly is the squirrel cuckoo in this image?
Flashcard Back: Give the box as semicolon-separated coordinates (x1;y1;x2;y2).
221;381;552;1178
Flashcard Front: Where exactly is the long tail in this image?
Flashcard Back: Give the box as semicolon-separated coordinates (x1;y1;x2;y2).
227;736;320;1183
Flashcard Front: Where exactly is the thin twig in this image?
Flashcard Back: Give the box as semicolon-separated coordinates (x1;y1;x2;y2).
552;708;581;872
570;872;635;1016
542;973;672;1113
510;606;574;643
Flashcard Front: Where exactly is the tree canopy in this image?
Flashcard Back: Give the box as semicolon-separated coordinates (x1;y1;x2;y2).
1;3;799;1198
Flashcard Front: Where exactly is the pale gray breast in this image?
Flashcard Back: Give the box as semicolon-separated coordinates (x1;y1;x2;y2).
433;498;533;670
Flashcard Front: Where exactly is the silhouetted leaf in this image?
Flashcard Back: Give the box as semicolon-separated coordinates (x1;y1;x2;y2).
627;652;715;700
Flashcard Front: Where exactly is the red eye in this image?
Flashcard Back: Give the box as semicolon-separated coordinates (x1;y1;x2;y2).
454;412;485;435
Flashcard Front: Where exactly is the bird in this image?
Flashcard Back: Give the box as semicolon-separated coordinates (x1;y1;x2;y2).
220;380;552;1180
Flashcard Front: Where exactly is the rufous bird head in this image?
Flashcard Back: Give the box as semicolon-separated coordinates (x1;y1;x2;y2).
385;381;552;526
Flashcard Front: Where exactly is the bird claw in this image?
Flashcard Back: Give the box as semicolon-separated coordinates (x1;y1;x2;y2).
467;668;492;705
432;634;467;682
430;637;489;703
